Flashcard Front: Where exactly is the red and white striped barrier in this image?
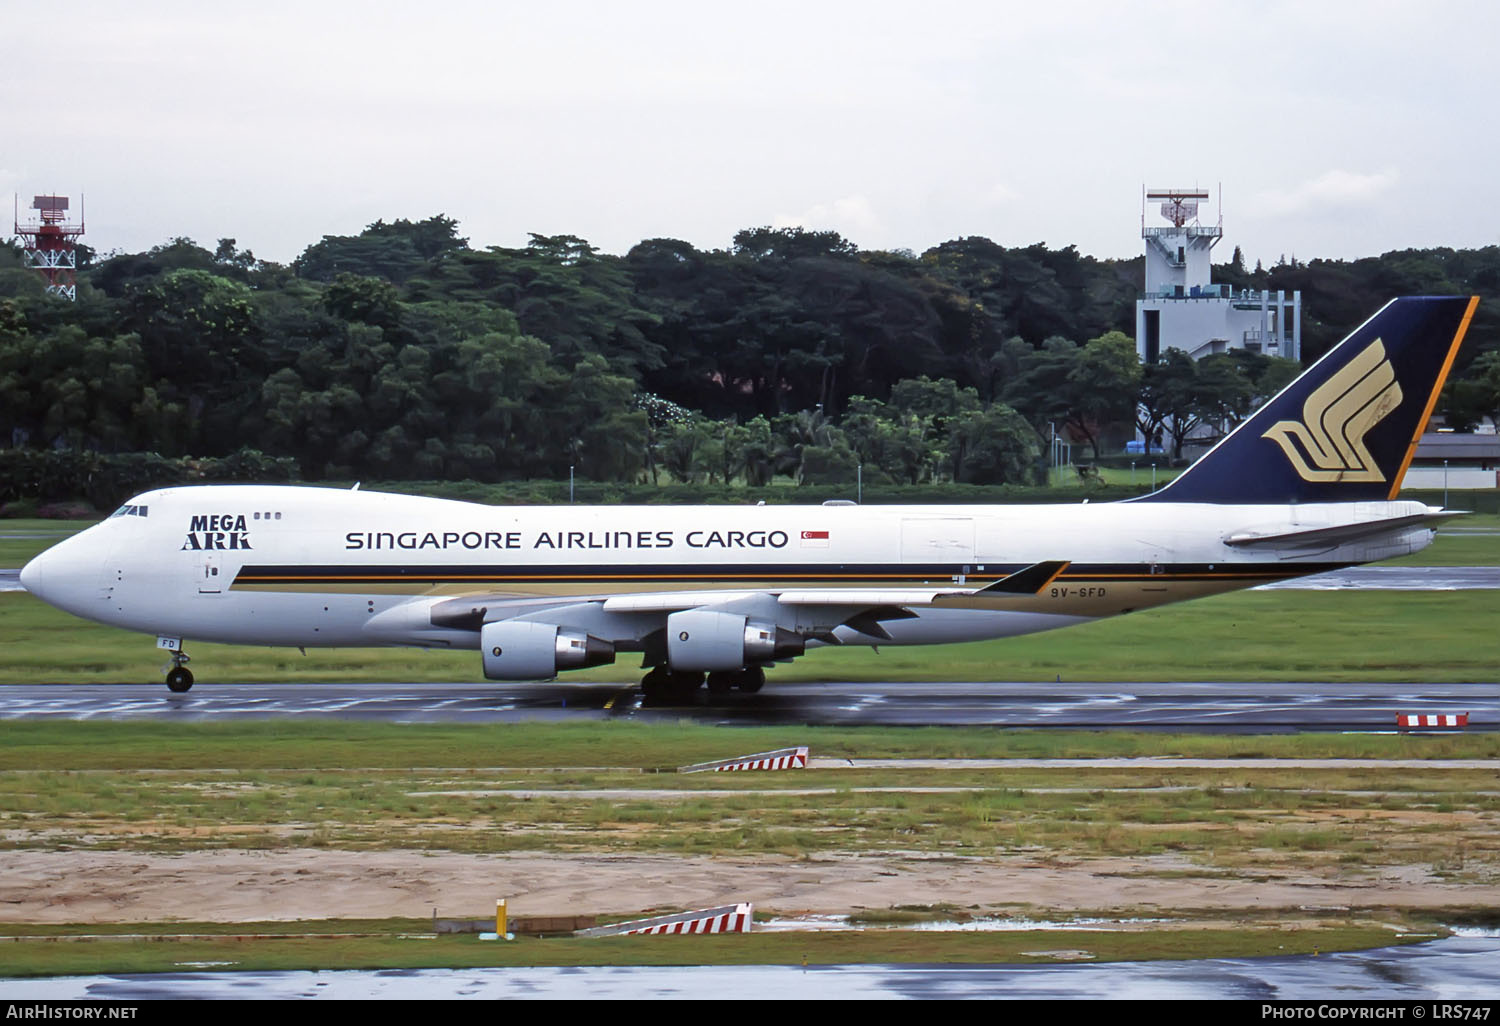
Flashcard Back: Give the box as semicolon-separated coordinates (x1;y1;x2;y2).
576;903;753;937
1396;713;1469;730
715;747;808;772
680;746;808;773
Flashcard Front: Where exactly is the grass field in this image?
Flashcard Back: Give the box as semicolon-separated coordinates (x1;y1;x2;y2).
3;723;1498;858
0;520;85;567
1;721;1495;974
2;585;1493;685
0;921;1427;977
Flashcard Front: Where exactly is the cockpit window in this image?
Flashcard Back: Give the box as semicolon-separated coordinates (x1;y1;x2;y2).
109;504;149;519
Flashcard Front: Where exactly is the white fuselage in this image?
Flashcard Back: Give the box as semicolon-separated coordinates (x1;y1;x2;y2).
20;485;1438;656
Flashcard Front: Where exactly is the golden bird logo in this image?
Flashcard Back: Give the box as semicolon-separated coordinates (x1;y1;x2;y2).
1261;339;1402;482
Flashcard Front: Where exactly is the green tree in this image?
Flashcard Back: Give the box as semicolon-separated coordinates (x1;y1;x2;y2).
772;409;851;484
423;242;664;381
739;416;777;486
294;215;468;283
120;268;263;453
323;273;403;328
841;396;929;484
1138;349;1202;460
661;416;712;484
732;226;858;261
553;355;648;481
949;403;1043;484
1066;331;1143;460
0;323;159;451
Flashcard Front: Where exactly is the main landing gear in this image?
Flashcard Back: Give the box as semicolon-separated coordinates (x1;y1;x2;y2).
640;666;765;704
710;667;764;694
164;650;194;693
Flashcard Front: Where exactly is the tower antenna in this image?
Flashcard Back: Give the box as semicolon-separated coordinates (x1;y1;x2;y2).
14;193;85;301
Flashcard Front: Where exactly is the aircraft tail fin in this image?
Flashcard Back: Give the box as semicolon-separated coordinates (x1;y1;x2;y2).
1135;296;1478;504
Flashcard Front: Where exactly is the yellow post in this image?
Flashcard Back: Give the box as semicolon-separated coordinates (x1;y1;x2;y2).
497;898;508;937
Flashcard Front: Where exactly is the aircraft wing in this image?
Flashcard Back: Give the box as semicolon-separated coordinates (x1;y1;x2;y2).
412;587;927;650
425;588;942;627
365;559;1089;674
419;559;1074;643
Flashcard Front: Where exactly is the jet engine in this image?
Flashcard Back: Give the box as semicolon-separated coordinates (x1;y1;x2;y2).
480;620;615;680
665;609;804;671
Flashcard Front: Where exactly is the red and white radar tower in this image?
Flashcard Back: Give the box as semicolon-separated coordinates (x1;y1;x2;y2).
14;194;85;301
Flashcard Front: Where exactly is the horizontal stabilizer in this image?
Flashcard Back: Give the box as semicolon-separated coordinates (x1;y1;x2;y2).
975;560;1071;594
1222;511;1462;549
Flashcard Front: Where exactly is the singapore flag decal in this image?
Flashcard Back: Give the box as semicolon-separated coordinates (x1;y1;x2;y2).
801;529;830;548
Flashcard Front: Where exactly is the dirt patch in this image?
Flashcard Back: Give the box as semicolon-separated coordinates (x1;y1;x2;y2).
3;849;1497;925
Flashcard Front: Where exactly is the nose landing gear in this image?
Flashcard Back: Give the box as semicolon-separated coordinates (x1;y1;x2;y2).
164;651;194;692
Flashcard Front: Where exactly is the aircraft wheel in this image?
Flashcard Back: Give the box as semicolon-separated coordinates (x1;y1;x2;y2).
166;667;194;693
665;671;705;703
736;667;765;693
705;671;736;695
640;666;670;699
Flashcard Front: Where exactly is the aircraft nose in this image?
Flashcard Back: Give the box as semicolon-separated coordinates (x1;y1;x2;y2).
19;554;44;599
19;535;105;617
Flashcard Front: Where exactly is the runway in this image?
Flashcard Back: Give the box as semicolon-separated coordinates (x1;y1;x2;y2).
0;679;1493;731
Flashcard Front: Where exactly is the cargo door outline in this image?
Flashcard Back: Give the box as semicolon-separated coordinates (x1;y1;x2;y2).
198;552;225;594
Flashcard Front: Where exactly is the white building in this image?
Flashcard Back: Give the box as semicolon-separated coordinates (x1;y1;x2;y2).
1134;188;1301;364
1404;433;1500;490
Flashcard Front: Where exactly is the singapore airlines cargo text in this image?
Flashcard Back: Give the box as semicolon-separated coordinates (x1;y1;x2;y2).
343;529;795;551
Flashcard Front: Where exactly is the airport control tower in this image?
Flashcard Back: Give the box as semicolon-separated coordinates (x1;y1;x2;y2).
14;194;85;301
1134;186;1299;364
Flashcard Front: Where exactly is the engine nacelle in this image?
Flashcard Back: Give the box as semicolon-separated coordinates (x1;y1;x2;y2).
666;609;804;671
480;620;615;680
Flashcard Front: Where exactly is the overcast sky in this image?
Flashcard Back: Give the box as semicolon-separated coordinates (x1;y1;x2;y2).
4;1;1496;268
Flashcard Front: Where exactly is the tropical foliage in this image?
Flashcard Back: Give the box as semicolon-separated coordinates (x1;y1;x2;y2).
2;219;1497;502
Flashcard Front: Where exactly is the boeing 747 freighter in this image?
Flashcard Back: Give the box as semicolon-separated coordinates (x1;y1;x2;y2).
20;296;1479;699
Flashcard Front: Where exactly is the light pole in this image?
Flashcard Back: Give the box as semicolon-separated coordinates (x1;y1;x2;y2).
1444;459;1449;508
